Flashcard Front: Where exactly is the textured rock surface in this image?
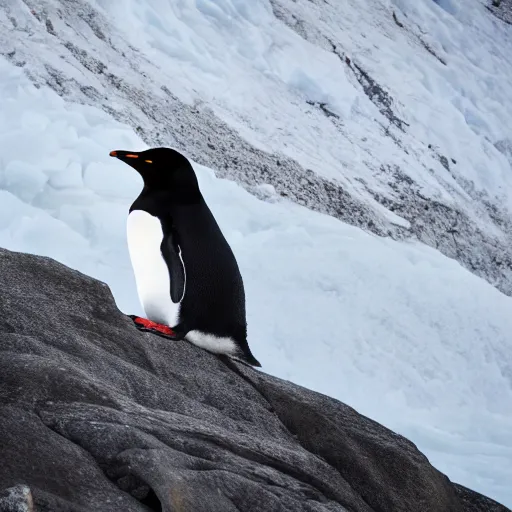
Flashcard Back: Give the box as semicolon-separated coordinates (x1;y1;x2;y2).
487;0;512;25
0;247;509;512
0;485;34;512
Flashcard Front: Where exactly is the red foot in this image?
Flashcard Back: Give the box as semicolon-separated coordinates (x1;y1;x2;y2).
133;317;176;336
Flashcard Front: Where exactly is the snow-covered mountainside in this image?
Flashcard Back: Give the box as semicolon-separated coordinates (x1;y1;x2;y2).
1;0;512;507
2;0;512;294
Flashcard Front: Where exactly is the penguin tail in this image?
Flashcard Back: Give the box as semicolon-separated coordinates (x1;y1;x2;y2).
234;336;262;367
236;351;262;368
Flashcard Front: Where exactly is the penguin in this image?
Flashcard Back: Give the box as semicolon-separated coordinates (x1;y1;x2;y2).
109;147;261;367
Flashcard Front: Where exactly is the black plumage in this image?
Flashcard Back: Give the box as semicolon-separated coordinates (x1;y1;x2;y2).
110;147;260;367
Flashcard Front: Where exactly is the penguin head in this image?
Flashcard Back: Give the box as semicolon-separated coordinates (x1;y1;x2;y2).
110;147;200;197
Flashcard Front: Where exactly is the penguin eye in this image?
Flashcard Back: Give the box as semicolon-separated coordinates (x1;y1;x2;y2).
145;160;153;164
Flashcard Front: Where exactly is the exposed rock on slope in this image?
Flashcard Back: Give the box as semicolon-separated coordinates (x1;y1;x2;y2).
0;247;509;512
487;0;512;25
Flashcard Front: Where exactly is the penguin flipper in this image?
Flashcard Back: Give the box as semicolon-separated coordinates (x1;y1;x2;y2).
161;229;186;303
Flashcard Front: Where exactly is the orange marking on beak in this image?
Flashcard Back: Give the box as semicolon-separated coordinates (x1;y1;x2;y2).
145;160;153;163
109;150;117;157
125;154;139;159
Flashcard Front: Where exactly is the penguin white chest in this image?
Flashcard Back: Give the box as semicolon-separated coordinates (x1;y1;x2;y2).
127;210;181;327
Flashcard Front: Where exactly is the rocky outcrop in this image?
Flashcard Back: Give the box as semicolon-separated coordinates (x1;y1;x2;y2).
0;247;509;512
487;0;512;25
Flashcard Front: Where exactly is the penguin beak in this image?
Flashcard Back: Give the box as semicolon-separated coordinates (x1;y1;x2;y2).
109;150;140;160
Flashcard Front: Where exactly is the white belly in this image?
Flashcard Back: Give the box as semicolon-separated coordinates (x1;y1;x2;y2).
127;210;181;327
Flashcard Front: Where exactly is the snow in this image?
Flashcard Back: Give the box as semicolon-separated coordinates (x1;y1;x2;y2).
5;0;512;297
88;0;512;204
1;56;511;506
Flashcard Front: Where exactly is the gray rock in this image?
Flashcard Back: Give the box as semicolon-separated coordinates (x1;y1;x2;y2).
0;485;33;512
495;139;512;166
0;247;509;512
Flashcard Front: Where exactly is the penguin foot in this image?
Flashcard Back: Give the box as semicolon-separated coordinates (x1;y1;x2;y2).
129;315;177;338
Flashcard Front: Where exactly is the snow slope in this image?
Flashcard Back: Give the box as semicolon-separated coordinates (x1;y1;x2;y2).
2;0;512;295
1;58;512;506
